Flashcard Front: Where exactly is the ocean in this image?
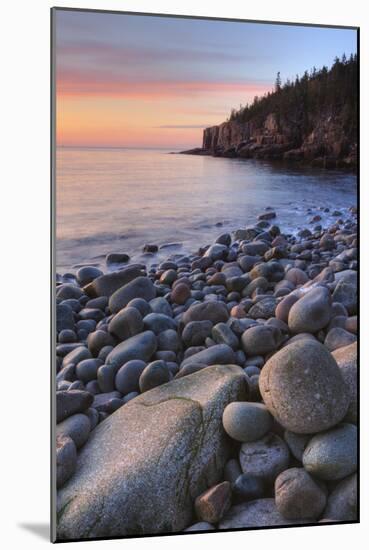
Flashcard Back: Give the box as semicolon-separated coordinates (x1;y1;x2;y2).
56;147;357;273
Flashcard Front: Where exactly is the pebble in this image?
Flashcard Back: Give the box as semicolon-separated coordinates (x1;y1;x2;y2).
115;360;146;394
232;474;265;502
288;286;332;333
109;276;156;313
139;360;171;392
222;402;273;442
323;473;357;521
275;468;327;519
239;433;290;483
56;413;91;449
194;481;232;523
108;307;144;341
303;423;357;480
241;325;281;356
56;390;93;423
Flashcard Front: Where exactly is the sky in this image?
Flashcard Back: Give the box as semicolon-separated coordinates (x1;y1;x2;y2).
55;10;357;149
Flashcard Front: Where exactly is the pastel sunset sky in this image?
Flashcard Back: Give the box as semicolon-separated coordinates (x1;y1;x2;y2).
55;10;357;149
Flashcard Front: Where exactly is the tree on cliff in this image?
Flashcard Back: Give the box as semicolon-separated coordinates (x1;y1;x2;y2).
229;54;357;142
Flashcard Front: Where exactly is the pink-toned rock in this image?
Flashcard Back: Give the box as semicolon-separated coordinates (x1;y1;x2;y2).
230;304;248;318
171;283;191;305
345;316;357;334
195;481;232;523
275;293;299;323
285;268;309;286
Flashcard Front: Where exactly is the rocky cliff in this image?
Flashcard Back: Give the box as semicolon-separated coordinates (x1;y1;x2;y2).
182;55;357;169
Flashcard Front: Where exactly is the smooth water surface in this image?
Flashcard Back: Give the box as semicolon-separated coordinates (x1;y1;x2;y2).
56;147;357;272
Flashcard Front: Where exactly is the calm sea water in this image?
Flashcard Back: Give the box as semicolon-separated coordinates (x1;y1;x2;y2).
56;147;357;273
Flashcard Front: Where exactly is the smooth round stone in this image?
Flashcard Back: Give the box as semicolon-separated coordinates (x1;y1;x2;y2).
139;360;171;392
212;323;239;350
58;329;77;344
87;330;115;357
182;320;213;347
303;424;357;481
75;358;103;383
259;339;350;434
241;325;281;356
157;329;179;352
232;474;265;502
239;433;290;483
84;407;99;430
244;366;260;377
185;522;215;532
98;345;114;362
285;268;309;285
171;283;190;305
160;269;177;285
248;296;277;319
275;468;327;519
323;473;357;521
126;297;152;317
106;253;129;265
182;301;229;325
56;434;77;488
149;297;173;317
284;431;311;461
76;266;103;287
332;279;357;315
56;413;91;449
68;380;85;391
174;363;207;379
332;342;357;423
122;391;139;404
56;390;93;423
108;307;143;341
155;350;176;362
92;392;124;414
222;402;273;443
324;327;356;352
109;276;156;313
97;364;117;393
86;296;108;311
57;283;84;301
275;293;300;323
224;458;242;484
56;304;75;333
143;313;176;334
115;360;146;394
85;380;100;395
288;286;332;333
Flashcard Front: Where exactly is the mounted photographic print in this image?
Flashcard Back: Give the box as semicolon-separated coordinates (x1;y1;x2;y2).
51;7;359;542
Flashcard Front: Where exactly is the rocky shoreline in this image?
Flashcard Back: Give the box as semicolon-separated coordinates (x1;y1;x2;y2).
55;203;357;539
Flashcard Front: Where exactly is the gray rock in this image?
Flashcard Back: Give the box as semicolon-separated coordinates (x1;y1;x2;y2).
303;424;357;481
222;402;273;443
224;458;242;484
241;325;281;356
84;266;142;298
57;284;84;301
248;297;277;319
56;435;77;489
259;339;350;434
324;327;356;352
109;276;156;313
275;468;327;519
181;344;235;368
239;433;290;483
149;297;173;317
57;304;75;333
204;244;228;261
143;313;177;334
106;331;157;373
184;522;215;532
106;253;129;265
284;431;311;461
108;307;143;341
56;390;93;423
332;279;357;315
62;346;91;369
115;360;147;394
232;474;265;502
182;320;213;347
56;365;246;538
182;301;229;325
323;473;357;521
288;286;332;333
219;499;305;529
139;360;171;392
332;342;357;423
56;413;91;449
92;392;124;414
212;323;239;350
75;358;102;383
87;330;115;357
76;266;103;287
157;329;179;352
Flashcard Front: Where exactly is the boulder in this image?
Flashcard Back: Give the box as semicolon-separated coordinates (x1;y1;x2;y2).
259;339;349;433
57;365;247;539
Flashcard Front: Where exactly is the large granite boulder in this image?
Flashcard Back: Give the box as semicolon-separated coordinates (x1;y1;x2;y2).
57;365;247;539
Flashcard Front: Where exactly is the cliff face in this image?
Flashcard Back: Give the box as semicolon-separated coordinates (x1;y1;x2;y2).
199;112;356;168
